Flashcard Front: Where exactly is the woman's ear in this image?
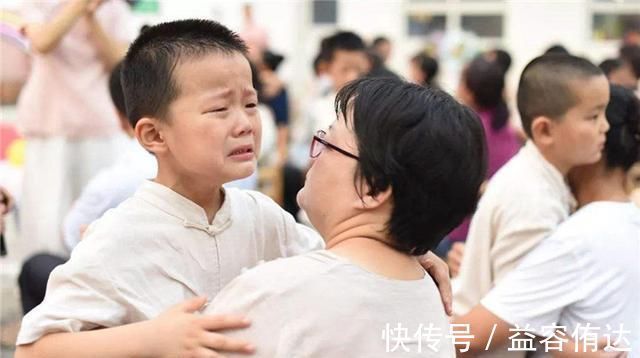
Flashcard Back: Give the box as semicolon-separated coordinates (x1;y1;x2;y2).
135;117;168;155
356;186;393;210
530;116;554;147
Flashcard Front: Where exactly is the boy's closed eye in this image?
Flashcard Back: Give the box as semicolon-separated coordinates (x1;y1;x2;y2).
204;107;228;114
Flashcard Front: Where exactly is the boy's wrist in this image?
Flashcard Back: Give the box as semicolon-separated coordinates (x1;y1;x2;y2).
131;319;163;358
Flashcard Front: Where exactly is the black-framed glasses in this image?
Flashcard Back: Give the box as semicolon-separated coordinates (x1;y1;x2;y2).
310;130;359;160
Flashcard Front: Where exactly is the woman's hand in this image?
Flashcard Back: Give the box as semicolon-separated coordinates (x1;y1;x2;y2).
447;242;465;278
419;251;453;315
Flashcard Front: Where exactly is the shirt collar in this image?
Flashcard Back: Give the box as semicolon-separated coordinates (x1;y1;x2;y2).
136;180;233;235
522;141;577;212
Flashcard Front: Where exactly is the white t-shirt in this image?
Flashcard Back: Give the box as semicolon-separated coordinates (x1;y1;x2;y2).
17;181;324;345
207;250;455;358
482;202;640;354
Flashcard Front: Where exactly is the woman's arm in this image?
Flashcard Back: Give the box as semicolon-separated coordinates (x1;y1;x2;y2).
85;3;128;71
22;0;90;54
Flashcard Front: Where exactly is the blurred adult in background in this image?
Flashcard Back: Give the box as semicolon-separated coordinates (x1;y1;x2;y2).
443;54;522;264
18;0;133;256
600;58;638;90
371;36;391;64
285;31;368;218
486;48;512;74
239;3;268;64
544;43;570;56
409;51;439;88
620;44;640;80
258;50;289;164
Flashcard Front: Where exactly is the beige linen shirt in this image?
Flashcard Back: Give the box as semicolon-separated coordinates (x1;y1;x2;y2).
452;141;575;357
208;250;456;358
17;181;323;345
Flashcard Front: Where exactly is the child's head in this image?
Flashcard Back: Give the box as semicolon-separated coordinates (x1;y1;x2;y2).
409;52;438;87
108;61;133;137
569;84;640;199
318;31;368;91
601;84;640;172
121;20;260;186
517;54;610;173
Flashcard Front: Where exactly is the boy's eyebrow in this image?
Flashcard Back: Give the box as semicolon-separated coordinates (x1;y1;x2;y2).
243;87;258;97
204;88;232;99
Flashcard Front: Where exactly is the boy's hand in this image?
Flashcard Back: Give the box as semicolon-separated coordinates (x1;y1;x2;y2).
152;296;255;357
419;252;452;316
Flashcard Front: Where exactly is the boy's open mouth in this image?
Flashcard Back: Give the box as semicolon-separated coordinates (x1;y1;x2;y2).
229;145;254;156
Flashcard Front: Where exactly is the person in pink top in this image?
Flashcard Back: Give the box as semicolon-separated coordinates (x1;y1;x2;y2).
18;0;133;256
440;53;522;267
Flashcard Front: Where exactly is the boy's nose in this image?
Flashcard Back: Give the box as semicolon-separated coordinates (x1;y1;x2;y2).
600;115;610;133
234;112;254;137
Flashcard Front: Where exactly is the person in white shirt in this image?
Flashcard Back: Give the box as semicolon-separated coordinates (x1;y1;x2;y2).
284;31;369;217
16;21;451;358
454;84;640;357
17;60;156;314
452;54;611;358
206;77;487;357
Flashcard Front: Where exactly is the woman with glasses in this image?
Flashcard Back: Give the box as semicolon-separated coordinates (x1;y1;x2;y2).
206;77;487;357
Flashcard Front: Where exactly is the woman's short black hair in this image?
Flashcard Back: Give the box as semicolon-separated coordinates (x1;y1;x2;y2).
335;77;487;255
605;84;640;171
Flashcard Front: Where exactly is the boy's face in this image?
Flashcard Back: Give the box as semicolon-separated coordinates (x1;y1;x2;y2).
160;52;261;185
326;49;369;92
549;75;610;171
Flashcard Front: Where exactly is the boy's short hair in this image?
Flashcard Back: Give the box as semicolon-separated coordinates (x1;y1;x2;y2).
335;77;487;256
121;19;248;128
319;31;365;63
517;54;604;138
108;61;126;117
605;84;640;171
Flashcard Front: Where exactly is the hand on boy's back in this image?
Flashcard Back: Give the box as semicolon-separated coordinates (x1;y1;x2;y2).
152;296;255;357
419;251;453;316
447;242;465;278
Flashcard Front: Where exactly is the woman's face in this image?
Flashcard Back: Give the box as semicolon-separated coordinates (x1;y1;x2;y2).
409;60;425;85
297;112;361;236
456;69;474;107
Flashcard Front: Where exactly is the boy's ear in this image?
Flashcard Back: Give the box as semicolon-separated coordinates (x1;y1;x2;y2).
530;116;555;147
135;117;168;155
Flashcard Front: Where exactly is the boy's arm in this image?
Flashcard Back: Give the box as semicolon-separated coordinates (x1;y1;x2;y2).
16;297;254;358
456;236;585;355
453;308;624;358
